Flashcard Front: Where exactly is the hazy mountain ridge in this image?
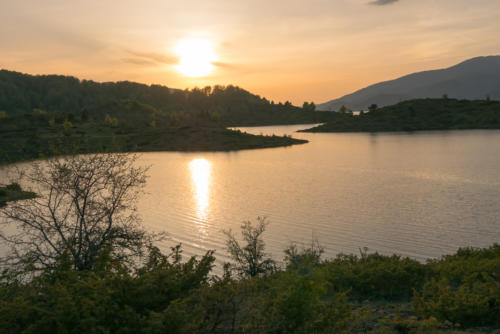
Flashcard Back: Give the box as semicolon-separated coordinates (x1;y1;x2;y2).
318;56;500;111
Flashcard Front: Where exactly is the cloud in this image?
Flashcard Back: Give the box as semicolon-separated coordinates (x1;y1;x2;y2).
121;58;158;66
122;49;178;66
369;0;399;6
212;61;237;69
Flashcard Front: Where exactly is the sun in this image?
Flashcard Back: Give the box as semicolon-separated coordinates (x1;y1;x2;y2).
175;39;216;77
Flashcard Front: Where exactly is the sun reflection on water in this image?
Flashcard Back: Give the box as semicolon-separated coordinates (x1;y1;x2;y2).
189;158;212;223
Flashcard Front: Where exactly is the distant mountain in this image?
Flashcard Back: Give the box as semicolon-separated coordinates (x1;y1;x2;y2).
318;56;500;111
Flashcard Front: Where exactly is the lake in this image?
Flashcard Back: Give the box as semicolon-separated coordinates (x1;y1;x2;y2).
2;125;500;266
133;125;500;265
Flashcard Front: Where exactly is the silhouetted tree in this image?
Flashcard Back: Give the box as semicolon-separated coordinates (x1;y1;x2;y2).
368;104;378;113
302;101;316;112
223;217;276;278
0;153;156;272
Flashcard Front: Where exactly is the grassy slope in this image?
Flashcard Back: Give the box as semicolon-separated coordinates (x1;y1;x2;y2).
0;110;307;164
0;123;307;164
301;98;500;133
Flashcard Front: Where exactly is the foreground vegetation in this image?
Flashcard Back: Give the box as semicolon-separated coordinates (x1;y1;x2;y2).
302;98;500;133
1;234;498;333
0;153;498;333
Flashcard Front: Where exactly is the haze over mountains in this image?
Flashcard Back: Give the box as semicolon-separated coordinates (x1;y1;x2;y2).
318;56;500;111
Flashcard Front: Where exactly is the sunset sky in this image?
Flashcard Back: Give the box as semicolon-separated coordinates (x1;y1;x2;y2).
1;0;499;105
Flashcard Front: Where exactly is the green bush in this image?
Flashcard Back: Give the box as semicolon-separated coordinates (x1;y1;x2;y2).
413;245;500;328
322;252;431;300
244;271;351;333
414;275;500;328
0;245;215;334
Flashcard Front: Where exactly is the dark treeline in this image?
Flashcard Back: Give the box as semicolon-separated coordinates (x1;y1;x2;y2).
302;98;500;133
0;69;334;126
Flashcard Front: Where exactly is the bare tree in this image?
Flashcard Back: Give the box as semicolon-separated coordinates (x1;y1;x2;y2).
0;153;154;272
223;217;276;278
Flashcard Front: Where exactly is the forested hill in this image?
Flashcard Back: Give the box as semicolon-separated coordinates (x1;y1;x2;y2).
301;98;500;133
0;69;333;126
0;69;323;163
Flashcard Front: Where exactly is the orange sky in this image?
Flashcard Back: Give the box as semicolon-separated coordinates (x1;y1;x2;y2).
1;0;499;105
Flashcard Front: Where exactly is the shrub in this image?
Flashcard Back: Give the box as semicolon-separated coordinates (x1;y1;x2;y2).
247;271;351;333
322;252;430;300
105;114;118;127
413;245;500;328
413;275;500;328
284;239;324;273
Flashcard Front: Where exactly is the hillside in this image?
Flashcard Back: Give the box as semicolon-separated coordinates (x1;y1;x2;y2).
0;69;335;126
301;98;500;133
318;56;500;111
0;70;323;163
0;99;307;164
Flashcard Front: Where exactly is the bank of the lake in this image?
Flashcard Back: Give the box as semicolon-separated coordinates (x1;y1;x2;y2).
303;98;500;133
0;123;307;164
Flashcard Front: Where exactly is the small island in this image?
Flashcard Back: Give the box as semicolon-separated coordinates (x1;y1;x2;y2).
0;183;37;207
301;98;500;133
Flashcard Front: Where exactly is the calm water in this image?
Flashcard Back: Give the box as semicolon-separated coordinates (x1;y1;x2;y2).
3;125;500;265
133;125;500;265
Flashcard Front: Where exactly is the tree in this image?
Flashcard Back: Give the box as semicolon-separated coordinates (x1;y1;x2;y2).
302;102;316;112
368;104;378;113
223;217;276;278
63;120;72;136
0;153;155;272
339;105;352;115
284;239;324;271
104;114;118;127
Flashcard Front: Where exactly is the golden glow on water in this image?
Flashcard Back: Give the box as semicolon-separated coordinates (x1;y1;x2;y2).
189;158;212;222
